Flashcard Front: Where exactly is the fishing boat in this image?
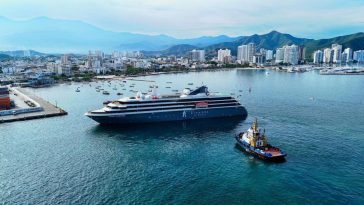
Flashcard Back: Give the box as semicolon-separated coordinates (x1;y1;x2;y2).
235;119;286;161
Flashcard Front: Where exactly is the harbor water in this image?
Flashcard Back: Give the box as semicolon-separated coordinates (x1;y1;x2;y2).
1;69;363;204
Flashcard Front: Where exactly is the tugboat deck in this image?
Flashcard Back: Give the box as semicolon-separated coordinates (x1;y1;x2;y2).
265;148;283;157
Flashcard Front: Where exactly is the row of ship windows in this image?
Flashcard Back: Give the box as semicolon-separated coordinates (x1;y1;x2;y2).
105;103;240;113
109;100;239;109
147;110;209;119
117;97;233;104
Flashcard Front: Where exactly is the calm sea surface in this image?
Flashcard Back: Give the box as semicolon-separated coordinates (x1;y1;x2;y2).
1;69;363;204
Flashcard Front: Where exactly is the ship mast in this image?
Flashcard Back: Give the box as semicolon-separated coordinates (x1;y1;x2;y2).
252;118;258;132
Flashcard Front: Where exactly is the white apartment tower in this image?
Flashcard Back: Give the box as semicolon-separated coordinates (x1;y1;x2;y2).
188;49;205;62
283;45;299;65
323;48;333;64
353;50;364;63
313;50;323;64
247;43;256;63
342;48;353;63
275;48;284;64
217;49;231;62
237;45;248;63
332;44;342;64
265;50;273;61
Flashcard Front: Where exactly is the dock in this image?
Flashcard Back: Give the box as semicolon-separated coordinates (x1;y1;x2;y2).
0;88;67;124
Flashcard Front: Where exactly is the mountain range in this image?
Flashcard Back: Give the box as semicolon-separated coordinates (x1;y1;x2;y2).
0;16;363;59
146;31;364;59
0;16;238;53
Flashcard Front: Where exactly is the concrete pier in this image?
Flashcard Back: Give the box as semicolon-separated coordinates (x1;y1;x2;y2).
0;88;67;123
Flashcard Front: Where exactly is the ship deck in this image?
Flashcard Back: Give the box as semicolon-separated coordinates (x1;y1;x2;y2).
264;148;283;157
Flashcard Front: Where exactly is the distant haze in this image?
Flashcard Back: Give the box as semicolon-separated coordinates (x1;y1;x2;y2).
0;0;363;39
0;17;241;53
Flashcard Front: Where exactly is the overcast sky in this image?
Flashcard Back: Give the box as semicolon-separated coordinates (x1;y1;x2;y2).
1;0;363;38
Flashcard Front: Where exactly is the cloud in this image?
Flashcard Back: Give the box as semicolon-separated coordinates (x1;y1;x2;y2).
0;0;363;38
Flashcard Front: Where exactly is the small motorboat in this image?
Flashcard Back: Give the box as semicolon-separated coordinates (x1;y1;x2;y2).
235;118;286;161
102;91;110;95
75;87;80;92
117;93;123;96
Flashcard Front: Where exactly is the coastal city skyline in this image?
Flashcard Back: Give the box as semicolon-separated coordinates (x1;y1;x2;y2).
1;0;364;39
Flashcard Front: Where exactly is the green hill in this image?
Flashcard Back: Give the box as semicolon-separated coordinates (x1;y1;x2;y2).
0;53;11;60
143;44;199;57
305;32;364;58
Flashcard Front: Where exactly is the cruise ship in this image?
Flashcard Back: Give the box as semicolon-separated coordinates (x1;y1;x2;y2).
85;86;248;124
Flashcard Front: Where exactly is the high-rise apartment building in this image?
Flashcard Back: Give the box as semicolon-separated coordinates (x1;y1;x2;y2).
217;49;231;62
275;48;285;64
237;45;248;63
332;44;342;64
323;48;333;64
313;50;323;64
342;48;353;63
247;43;256;63
265;50;273;61
283;45;299;65
188;49;205;62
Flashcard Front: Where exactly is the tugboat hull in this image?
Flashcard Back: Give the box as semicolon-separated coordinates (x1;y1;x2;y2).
235;135;286;162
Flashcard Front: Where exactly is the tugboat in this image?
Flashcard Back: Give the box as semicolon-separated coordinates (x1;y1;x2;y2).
235;119;286;161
